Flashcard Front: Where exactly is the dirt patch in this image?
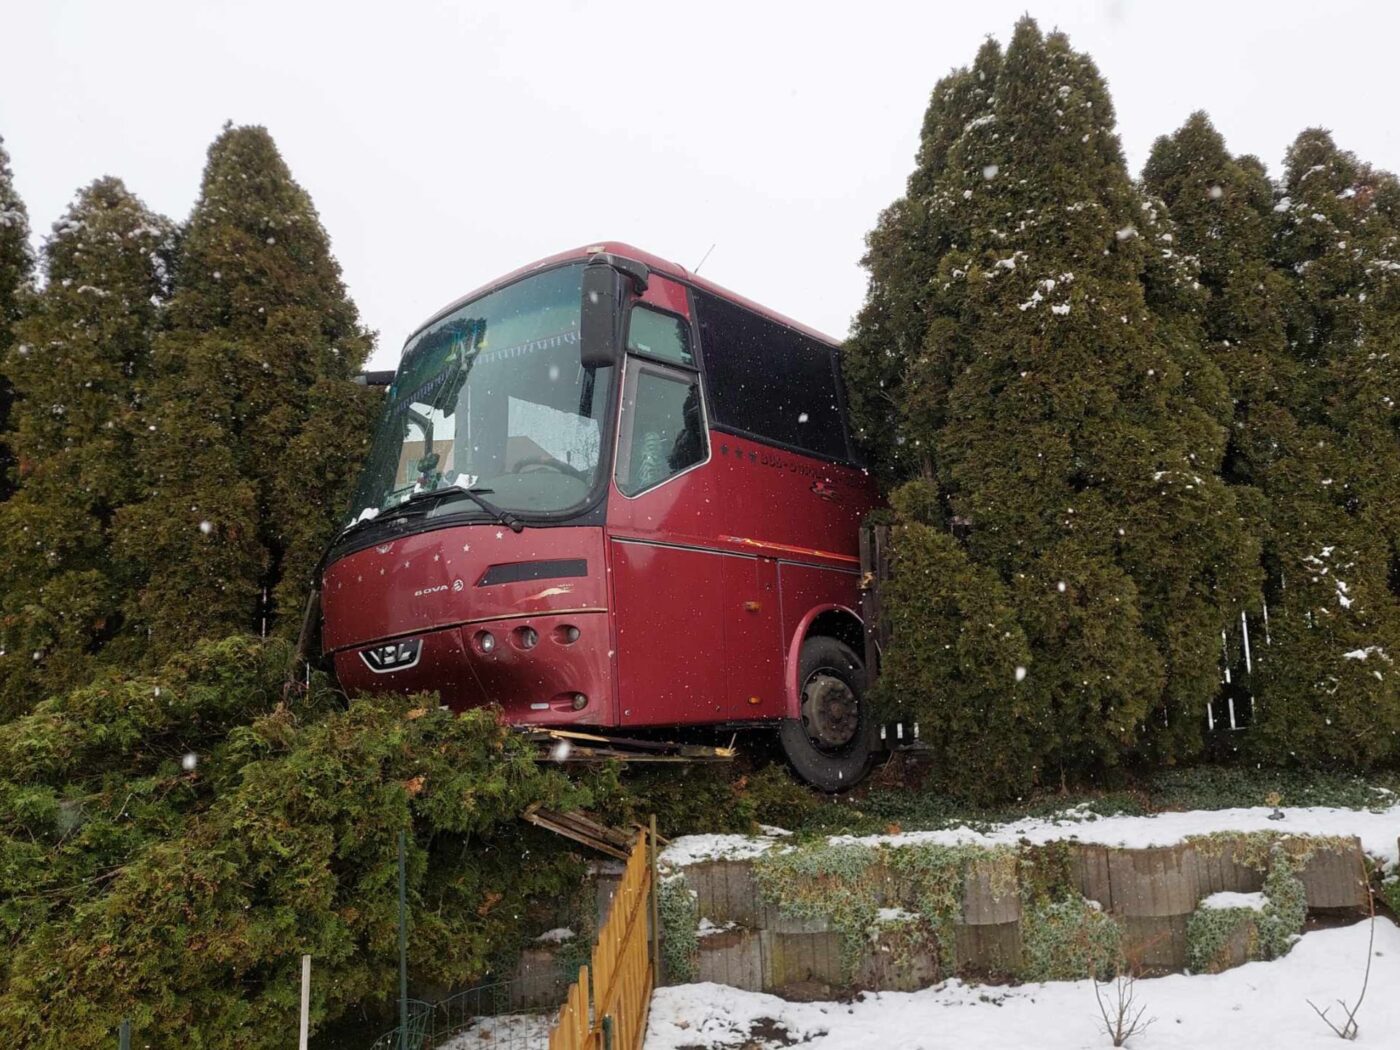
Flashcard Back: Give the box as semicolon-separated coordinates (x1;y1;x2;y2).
675;1015;822;1050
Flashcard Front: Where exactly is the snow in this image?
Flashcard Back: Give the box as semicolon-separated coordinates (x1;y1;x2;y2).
438;1014;554;1050
534;927;575;943
1343;647;1390;662
699;918;738;938
1199;891;1265;912
874;907;917;924
661;801;1400;872
645;921;1400;1050
662;834;778;867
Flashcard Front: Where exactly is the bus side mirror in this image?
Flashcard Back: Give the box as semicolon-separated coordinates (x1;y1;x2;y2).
580;255;649;368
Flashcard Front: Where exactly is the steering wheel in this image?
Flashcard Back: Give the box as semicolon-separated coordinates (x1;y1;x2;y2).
509;455;588;482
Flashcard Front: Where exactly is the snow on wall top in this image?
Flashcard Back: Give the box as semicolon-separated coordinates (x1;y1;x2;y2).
659;800;1400;870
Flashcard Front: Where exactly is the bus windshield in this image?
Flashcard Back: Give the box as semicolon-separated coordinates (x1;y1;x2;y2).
346;264;613;525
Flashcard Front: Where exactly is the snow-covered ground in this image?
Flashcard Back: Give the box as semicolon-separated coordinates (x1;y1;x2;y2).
645;919;1400;1049
660;800;1400;869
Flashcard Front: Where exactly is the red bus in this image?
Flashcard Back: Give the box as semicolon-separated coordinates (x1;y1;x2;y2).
319;244;881;789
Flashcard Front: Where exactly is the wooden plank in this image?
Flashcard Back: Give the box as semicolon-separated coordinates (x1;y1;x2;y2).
522;805;632;859
1073;844;1113;908
1297;838;1367;911
1106;844;1198;917
1120;915;1190;973
953;921;1022;976
698;927;762;990
961;858;1020;925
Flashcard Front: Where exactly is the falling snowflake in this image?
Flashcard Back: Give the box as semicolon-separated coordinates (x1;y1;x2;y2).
550;740;572;762
797;412;809;423
1015;666;1028;683
199;520;213;535
182;752;199;771
1057;581;1067;593
982;164;999;180
1208;185;1224;200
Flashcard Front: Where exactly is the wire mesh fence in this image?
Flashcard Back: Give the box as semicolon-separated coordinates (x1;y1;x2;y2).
368;969;572;1050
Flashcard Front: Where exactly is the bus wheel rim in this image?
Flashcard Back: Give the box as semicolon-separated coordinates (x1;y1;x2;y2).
800;669;858;751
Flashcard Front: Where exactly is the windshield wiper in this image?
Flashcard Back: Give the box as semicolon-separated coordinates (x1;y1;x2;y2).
398;484;524;533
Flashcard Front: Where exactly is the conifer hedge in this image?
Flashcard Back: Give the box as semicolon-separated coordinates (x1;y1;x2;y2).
846;19;1400;795
0;636;609;1049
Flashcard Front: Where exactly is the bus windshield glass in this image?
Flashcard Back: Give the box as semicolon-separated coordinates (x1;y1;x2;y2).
346;264;612;525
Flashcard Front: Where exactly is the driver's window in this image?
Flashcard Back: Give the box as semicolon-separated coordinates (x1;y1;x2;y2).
616;361;707;497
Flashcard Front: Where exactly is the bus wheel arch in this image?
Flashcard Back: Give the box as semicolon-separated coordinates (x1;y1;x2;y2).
783;606;865;719
778;607;876;792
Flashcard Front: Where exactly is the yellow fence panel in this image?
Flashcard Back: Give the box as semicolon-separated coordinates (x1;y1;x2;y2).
547;822;657;1050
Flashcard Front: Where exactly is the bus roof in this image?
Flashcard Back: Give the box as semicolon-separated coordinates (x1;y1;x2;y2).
404;242;840;352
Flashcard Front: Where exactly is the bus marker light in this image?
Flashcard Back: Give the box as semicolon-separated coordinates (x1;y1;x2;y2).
474;630;496;654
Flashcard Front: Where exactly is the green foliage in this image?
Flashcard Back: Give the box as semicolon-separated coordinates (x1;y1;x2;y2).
1020;899;1122;982
753;838;1016;980
1146;115;1400;770
609;762;824;839
1185;850;1306;973
657;875;698;984
0;133;34;502
0;635;609;1050
1257;851;1307;957
845;19;1261;796
115;123;377;657
1185;906;1258;974
0;178;174;717
1380;875;1400;917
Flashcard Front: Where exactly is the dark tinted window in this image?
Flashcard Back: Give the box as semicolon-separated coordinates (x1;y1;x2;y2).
694;291;849;460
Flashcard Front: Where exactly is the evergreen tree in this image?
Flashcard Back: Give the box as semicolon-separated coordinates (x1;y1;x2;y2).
116;124;378;654
0;179;173;717
1251;130;1400;765
848;20;1258;793
0;134;35;501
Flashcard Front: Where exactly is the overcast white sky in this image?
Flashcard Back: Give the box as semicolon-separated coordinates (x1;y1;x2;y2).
4;1;1398;368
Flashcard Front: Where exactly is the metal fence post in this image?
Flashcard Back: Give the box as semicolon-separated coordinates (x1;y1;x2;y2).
298;955;312;1050
118;1019;130;1050
648;814;661;987
398;829;409;1050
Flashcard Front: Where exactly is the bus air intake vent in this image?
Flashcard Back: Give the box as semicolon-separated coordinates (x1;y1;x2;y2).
475;558;588;587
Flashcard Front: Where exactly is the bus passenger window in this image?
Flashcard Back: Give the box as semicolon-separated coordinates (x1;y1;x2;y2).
626;306;694;367
616;364;706;496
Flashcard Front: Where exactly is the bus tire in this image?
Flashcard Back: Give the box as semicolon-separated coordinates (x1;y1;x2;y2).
778;636;876;793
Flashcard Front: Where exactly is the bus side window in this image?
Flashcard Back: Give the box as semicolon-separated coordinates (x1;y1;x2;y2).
616;361;707;497
626;305;694;366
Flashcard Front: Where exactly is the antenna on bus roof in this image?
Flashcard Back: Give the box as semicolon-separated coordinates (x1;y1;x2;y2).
693;243;716;274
